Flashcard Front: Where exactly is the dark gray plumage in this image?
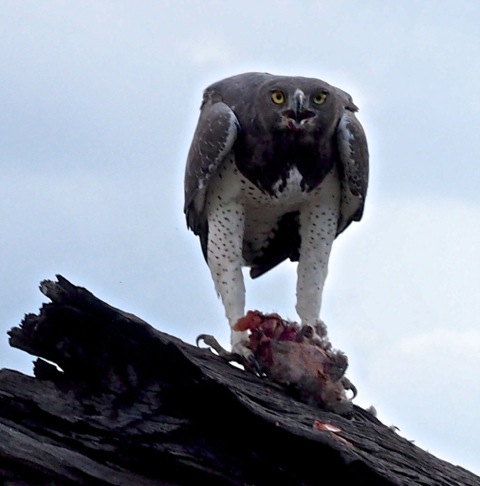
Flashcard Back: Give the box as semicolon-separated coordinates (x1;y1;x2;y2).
184;72;368;356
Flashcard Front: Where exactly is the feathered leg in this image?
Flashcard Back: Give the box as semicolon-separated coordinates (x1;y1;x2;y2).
206;200;250;355
295;172;340;327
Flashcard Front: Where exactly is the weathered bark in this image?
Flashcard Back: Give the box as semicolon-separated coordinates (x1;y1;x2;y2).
0;275;477;485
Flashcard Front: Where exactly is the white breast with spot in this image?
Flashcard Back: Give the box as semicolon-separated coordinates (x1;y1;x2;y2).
205;156;341;260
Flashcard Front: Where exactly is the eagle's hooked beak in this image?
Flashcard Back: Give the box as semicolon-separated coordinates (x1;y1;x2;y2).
293;89;306;115
283;89;315;127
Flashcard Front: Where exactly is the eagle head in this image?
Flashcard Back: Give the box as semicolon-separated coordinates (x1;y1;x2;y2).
256;77;342;138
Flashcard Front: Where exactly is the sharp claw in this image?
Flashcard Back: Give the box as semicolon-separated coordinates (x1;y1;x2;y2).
196;333;243;363
300;324;314;340
242;353;263;375
341;377;358;399
196;334;264;373
196;334;219;349
196;334;230;357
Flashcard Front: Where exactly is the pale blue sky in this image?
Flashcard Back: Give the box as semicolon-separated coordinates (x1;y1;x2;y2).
1;0;479;475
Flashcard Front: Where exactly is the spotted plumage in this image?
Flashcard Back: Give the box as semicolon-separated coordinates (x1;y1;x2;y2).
184;72;368;356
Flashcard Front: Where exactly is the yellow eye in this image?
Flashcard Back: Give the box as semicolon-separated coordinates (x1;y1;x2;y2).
271;90;286;104
312;92;327;105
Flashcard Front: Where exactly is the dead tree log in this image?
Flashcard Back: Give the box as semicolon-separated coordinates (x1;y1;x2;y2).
0;275;478;485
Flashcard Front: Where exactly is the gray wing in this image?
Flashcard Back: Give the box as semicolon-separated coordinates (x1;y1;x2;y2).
335;106;369;234
184;97;239;236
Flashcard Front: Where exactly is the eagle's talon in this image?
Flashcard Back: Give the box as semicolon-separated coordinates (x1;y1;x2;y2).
196;333;264;373
341;377;358;399
241;353;264;375
196;333;246;365
196;334;237;360
196;333;220;350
